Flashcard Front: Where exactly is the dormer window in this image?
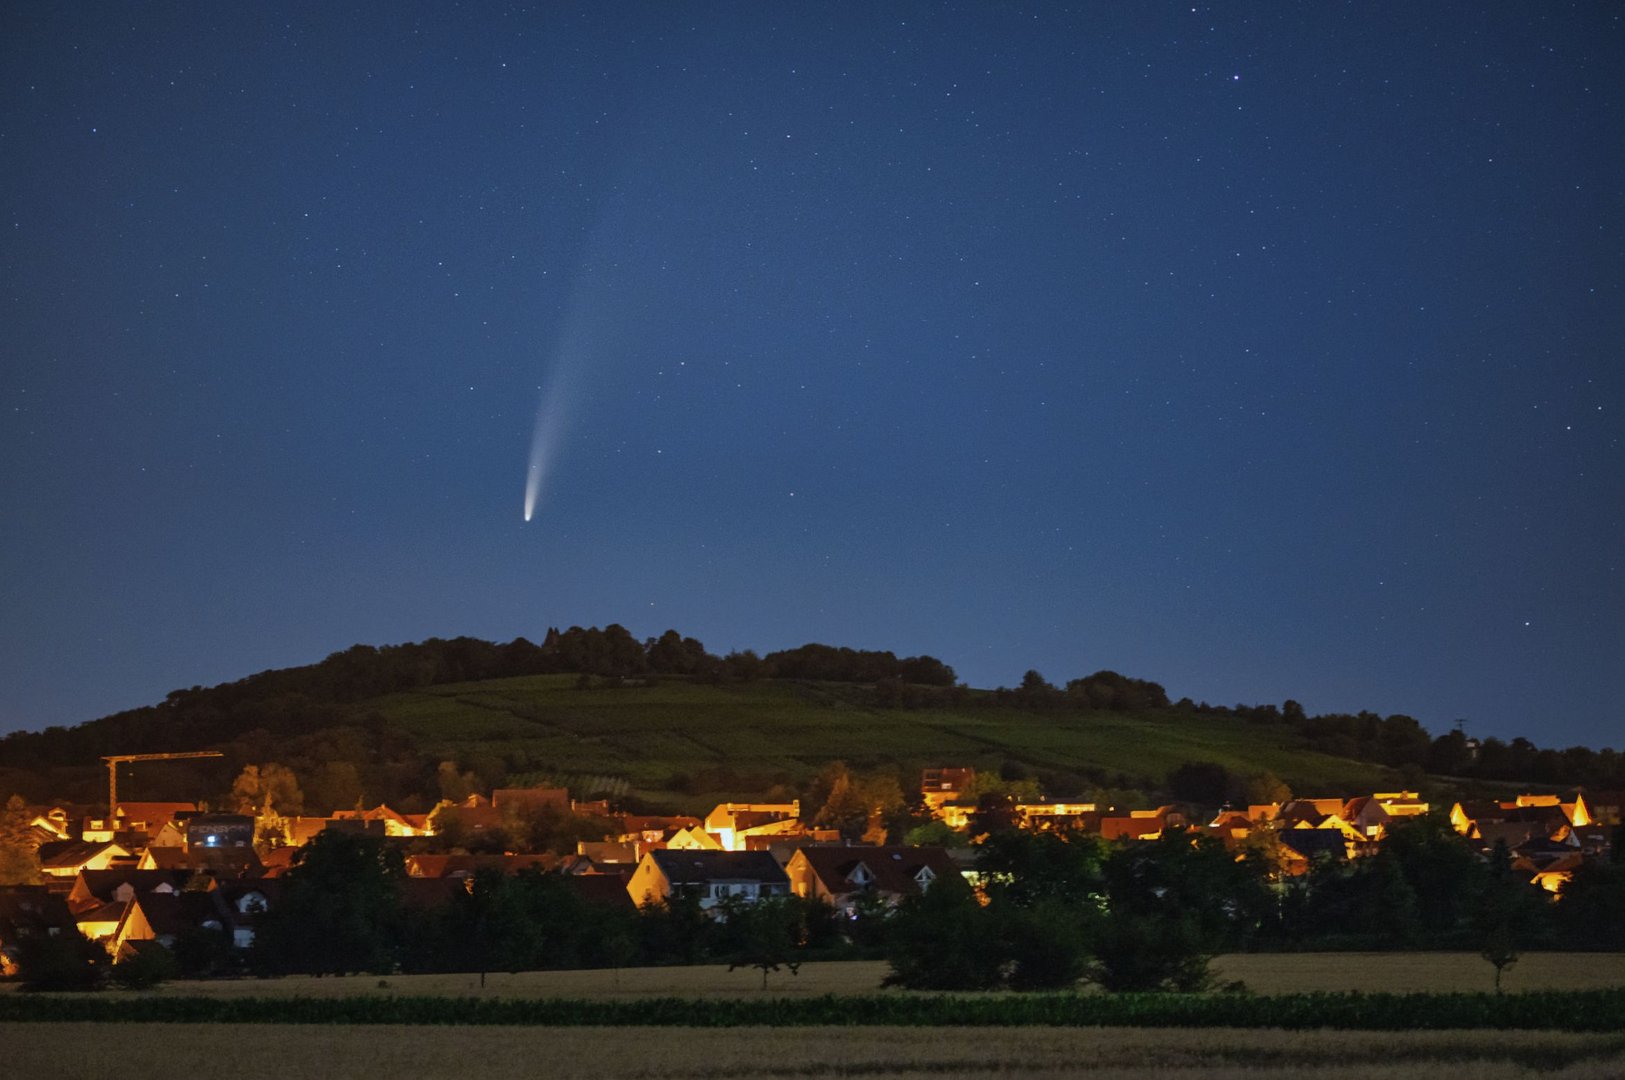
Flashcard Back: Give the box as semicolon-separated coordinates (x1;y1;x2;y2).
846;863;873;886
914;866;936;890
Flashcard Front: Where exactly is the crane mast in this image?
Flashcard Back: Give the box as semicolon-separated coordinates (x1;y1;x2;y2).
102;751;224;817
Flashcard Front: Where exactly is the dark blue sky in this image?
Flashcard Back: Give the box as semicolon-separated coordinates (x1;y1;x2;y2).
3;4;1620;749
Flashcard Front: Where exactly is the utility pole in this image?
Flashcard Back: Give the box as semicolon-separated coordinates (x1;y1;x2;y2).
102;751;224;818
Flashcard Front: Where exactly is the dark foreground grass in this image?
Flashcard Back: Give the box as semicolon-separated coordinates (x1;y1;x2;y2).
4;988;1623;1031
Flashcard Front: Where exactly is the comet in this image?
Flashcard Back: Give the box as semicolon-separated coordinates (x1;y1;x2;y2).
523;383;567;523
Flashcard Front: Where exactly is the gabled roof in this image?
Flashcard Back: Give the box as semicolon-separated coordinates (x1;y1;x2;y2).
491;787;570;814
75;898;130;929
330;804;411;825
69;869;190;911
1278;829;1347;860
649;850;789;886
404;854;559;879
616;814;702;836
0;886;76;943
121;890;230;940
1099;817;1162;841
793;845;957;898
142;845;263;877
38;839;131;872
115;802;198;833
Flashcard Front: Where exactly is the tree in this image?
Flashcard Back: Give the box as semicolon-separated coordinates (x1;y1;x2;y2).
881;874;1005;991
230;763;304;817
111;944;177;989
1167;762;1231;806
251;829;405;975
1239;771;1292;807
1089;833;1267;990
435;761;479;803
15;930;108;991
717;896;804;989
1005;899;1092;990
0;794;42;885
1088;909;1212;992
1474;839;1546;991
306;761;364;814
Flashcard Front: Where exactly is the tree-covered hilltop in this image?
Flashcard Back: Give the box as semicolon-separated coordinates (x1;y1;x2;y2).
0;626;1618;811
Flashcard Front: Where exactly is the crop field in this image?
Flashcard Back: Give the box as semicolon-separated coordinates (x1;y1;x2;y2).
371;674;1389;801
5;1022;1624;1079
26;953;1615;1002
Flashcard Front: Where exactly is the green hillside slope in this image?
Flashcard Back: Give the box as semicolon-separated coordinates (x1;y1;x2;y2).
370;675;1392;805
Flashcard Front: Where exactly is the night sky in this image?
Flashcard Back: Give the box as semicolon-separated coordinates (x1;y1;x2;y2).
3;5;1620;749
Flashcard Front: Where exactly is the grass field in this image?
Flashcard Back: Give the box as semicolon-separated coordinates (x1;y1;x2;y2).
370;674;1390;803
20;953;1618;1001
5;1022;1623;1079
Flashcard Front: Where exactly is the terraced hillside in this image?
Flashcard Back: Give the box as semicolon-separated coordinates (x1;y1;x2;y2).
369;675;1393;805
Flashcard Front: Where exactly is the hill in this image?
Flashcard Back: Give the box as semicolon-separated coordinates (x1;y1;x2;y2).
369;673;1392;808
0;628;1617;811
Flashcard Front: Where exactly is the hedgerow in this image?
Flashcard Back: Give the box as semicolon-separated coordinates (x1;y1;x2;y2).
1;989;1622;1030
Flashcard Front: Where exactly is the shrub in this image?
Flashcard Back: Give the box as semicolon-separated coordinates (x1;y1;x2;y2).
110;944;177;990
16;931;108;992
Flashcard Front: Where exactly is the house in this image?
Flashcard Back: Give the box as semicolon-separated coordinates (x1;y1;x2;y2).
576;841;639;865
1015;801;1098;832
111;802;198;841
25;806;73;843
214;880;279;948
0;885;77;977
329;804;433;838
664;824;722;851
920;768;975;815
935;800;977;831
625;850;791;910
137;844;262;878
66;869;189;914
615;814;703;843
1339;797;1392;840
1450;794;1590;839
403;853;559;879
492;787;571;818
1585;791;1622;827
1095;806;1188;842
37;839;134;879
1204;810;1256;847
703;802;802;851
1372;791;1429;820
75;899;130;943
109;889;234;959
186;813;255;850
783;845;958;914
1277;829;1349;872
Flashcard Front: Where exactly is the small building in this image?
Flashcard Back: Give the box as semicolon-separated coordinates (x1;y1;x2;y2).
783;845;958;914
0;886;77;977
37;840;134;879
186;814;255;851
625;850;790;910
703;802;802;852
921;768;976;815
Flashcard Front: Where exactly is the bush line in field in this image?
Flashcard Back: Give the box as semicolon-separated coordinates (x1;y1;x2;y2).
2;989;1623;1030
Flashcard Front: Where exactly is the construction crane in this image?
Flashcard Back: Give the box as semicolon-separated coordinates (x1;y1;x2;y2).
102;751;224;817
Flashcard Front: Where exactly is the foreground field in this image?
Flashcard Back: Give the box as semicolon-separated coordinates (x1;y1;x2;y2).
5;1023;1624;1080
56;953;1623;1001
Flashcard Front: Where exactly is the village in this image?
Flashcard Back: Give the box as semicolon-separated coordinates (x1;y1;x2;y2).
1;763;1617;978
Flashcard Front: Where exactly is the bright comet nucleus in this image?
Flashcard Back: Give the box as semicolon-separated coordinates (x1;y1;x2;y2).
523;388;566;523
